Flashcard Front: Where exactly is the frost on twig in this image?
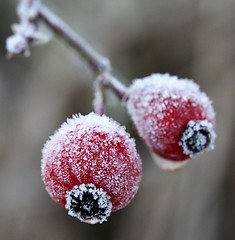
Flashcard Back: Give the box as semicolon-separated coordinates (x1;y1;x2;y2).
93;80;106;116
6;0;50;57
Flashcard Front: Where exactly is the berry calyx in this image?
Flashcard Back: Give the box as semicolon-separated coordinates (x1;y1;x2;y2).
180;120;213;157
65;184;112;224
41;113;142;223
125;73;215;170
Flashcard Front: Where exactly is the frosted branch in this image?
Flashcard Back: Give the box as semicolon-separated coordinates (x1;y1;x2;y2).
38;4;128;99
6;1;127;100
6;0;49;57
38;5;111;75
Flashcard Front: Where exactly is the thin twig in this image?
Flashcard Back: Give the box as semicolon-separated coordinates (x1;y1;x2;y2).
38;4;128;99
7;1;128;99
38;5;110;75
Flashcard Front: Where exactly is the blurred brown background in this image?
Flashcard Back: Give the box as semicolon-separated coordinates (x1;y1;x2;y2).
0;0;235;239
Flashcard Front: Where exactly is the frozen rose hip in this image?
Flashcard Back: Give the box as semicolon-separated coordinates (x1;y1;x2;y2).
125;73;216;171
41;113;142;223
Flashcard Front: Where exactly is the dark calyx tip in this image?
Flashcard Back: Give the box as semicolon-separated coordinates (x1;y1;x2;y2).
180;120;214;157
65;183;112;224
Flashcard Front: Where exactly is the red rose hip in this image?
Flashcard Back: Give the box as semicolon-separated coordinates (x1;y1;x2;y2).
125;73;216;171
41;113;142;223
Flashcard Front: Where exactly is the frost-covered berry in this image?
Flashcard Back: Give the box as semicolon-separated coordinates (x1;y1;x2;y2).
125;73;216;171
41;113;142;224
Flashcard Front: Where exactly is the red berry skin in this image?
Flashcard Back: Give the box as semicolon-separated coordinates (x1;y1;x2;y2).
125;73;216;162
41;113;142;223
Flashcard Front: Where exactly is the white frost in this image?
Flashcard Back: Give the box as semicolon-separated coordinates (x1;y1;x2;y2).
6;34;29;55
126;73;215;123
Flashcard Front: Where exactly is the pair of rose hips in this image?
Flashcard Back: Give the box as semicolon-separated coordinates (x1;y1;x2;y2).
41;73;216;224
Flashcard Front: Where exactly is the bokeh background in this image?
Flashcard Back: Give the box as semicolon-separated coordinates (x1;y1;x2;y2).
1;0;235;239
